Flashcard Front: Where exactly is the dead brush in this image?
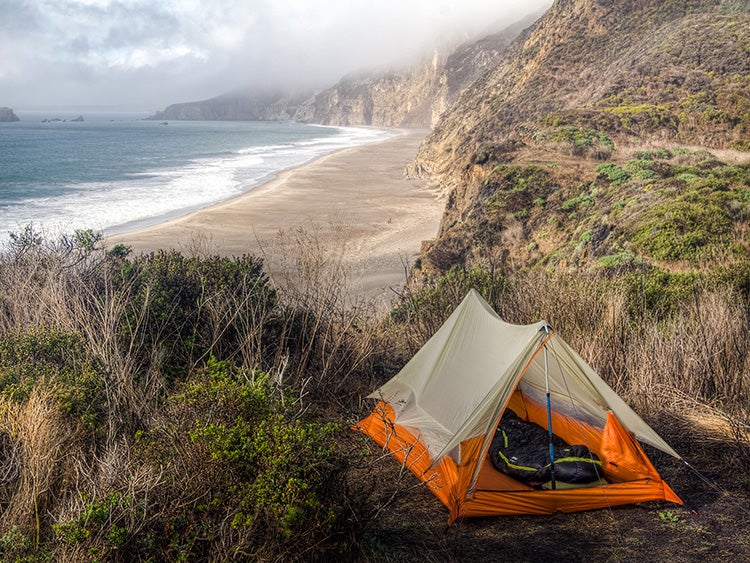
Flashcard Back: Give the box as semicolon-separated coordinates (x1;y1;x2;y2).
0;386;89;550
260;226;391;404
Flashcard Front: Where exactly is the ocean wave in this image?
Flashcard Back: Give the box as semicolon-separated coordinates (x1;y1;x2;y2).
0;122;392;242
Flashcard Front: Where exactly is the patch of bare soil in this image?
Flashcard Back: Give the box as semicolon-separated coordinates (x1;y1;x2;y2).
355;447;750;562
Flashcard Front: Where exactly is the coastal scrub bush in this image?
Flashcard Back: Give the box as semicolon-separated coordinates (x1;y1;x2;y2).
631;199;734;261
561;192;595;211
596;251;641;269
482;165;556;218
112;250;275;379
596;162;630;185
621;268;701;317
634;148;673;160
533;126;614;159
602;103;679;134
0;328;105;424
127;357;356;561
623;159;659;182
54;493;130;550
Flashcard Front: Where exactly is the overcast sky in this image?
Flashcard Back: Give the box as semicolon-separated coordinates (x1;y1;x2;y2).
1;0;551;112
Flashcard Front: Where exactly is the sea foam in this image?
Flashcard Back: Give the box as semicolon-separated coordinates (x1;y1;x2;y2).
0;120;391;242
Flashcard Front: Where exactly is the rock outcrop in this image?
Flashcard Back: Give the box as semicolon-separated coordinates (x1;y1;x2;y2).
0;107;20;122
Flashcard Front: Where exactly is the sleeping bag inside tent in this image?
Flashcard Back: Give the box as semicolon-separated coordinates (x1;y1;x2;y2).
356;289;682;522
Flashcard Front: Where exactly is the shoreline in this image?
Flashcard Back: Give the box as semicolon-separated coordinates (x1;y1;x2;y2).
106;129;443;306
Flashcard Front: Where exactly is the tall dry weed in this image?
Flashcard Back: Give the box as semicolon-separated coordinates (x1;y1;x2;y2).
0;387;89;549
260;226;392;403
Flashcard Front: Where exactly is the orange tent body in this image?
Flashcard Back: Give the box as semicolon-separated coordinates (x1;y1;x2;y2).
356;391;682;522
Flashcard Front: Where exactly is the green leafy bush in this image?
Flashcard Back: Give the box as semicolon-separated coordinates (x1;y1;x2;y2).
113;251;275;379
130;357;354;560
634;149;673;160
622;269;701;316
482;165;556;219
534;126;614;159
561;192;595;211
0;329;105;424
631;200;733;261
54;493;129;547
596;163;631;185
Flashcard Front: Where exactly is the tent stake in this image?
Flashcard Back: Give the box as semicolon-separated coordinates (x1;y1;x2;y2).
543;326;556;490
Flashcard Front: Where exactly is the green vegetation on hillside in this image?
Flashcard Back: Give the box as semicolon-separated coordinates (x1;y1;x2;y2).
423;145;750;276
0;223;748;561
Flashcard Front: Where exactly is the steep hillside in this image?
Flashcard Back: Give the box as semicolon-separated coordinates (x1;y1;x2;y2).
412;0;750;278
148;91;309;121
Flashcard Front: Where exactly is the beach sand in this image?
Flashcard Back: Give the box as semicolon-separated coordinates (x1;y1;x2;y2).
106;130;443;307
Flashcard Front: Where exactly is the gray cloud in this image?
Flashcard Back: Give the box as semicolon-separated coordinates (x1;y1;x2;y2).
2;0;551;111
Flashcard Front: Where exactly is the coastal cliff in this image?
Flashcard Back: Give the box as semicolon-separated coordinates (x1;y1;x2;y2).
148;91;309;121
292;14;537;127
0;107;20;122
149;12;539;127
411;0;750;277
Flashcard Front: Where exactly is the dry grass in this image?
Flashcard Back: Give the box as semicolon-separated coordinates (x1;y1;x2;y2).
0;230;748;560
0;387;88;550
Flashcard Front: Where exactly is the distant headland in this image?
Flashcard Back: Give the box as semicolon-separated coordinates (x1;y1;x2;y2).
0;107;20;122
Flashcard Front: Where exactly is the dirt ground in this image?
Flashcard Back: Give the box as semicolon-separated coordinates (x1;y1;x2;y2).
353;436;750;562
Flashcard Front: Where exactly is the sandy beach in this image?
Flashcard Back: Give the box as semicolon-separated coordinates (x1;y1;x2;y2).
107;129;443;306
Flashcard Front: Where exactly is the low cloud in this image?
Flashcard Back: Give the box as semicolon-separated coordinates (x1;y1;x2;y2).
2;0;552;111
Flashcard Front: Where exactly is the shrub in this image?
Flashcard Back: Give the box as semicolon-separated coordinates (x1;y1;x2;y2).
482;165;556;218
622;268;701;317
596;163;631;185
0;328;105;424
603;103;679;133
561;192;595;211
54;493;129;548
596;251;640;268
112;251;275;379
534;126;614;159
634;149;673;160
127;357;356;561
631;200;734;261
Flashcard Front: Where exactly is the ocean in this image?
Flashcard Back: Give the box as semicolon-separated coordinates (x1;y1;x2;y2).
0;111;391;243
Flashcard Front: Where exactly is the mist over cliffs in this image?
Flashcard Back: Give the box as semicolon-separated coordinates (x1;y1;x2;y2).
148;11;541;128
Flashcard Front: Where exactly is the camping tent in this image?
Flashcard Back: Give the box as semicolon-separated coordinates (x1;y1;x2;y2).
356;289;682;522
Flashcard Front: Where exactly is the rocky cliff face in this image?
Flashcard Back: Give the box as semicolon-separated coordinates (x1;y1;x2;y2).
149;13;539;127
148;92;309;121
411;0;750;277
293;14;538;128
0;107;20;122
292;56;443;127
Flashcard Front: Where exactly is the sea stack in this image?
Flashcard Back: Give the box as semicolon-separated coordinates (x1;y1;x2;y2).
0;107;20;122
